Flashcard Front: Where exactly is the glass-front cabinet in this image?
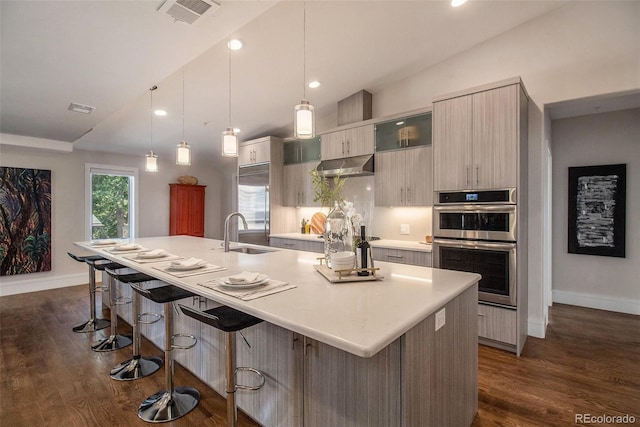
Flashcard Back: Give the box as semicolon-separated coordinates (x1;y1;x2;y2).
283;136;321;165
375;112;432;152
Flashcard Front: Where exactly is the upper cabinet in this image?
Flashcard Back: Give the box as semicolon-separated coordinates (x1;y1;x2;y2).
375;112;432;152
283;136;322;165
374;146;432;206
169;184;206;237
320;124;374;160
239;136;271;166
433;81;527;191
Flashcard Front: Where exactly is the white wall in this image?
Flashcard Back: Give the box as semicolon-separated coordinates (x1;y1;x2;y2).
363;1;639;337
551;108;640;314
0;137;223;295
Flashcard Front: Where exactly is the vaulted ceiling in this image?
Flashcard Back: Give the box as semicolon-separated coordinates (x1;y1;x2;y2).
1;0;566;166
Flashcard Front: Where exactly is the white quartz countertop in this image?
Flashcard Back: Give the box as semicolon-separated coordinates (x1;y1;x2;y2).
269;233;432;252
76;236;476;358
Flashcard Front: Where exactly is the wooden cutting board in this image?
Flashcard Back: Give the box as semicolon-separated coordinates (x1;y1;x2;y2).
310;212;326;234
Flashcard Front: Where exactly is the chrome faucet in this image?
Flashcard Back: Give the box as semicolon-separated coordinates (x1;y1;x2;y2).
223;212;248;252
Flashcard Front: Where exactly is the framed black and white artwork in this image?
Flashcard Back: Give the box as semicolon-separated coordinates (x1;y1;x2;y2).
568;164;626;258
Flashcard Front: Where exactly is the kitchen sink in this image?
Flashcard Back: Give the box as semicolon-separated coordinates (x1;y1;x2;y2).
228;247;277;255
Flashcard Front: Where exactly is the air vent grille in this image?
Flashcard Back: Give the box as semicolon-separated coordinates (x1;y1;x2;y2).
68;102;95;114
158;0;220;25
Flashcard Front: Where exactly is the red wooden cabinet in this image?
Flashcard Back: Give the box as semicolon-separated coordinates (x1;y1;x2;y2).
169;184;206;237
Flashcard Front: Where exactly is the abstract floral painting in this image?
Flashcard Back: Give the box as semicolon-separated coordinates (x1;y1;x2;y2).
568;164;626;258
0;167;52;275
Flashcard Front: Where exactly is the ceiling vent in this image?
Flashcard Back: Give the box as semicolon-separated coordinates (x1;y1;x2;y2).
158;0;220;25
68;102;95;114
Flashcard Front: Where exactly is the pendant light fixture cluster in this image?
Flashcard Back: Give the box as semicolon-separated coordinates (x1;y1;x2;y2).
176;67;192;166
221;38;239;157
145;85;159;173
294;2;315;140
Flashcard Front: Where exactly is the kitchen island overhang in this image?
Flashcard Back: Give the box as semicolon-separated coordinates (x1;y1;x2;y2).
75;235;479;426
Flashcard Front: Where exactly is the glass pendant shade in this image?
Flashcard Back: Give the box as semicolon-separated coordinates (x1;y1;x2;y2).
176;140;191;165
145;151;158;172
221;128;239;157
294;99;315;139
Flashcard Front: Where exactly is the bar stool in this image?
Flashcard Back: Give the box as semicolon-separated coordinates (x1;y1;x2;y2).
68;252;110;333
130;282;199;423
104;269;163;381
178;304;266;427
91;261;133;352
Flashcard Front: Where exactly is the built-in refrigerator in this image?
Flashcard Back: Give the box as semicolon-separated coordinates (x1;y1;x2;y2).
237;163;270;246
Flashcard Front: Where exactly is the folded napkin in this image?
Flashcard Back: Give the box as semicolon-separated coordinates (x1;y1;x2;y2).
171;257;205;268
198;278;297;301
113;243;140;251
227;271;261;285
138;249;167;258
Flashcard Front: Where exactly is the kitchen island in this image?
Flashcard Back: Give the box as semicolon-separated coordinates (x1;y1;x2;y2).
76;235;479;426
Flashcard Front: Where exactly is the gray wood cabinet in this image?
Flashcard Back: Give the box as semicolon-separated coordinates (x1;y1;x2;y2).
239;136;271;166
283;163;318;207
477;303;517;346
433;83;523;191
320;124;374;160
374;146;432;206
372;247;432;267
270;236;323;253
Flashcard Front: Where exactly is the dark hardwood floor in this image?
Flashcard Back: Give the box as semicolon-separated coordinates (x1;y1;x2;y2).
1;285;638;426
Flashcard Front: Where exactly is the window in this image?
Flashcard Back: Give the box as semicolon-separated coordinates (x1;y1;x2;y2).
85;164;138;240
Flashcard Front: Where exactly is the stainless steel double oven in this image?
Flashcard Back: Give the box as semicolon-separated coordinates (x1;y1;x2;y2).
433;188;517;306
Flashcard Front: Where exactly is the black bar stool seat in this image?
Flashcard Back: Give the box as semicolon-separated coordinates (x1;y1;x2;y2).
179;304;265;427
106;270;163;382
132;282;199;423
91;261;132;352
68;252;110;333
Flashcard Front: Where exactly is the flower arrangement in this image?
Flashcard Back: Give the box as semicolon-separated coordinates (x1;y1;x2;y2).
309;169;346;209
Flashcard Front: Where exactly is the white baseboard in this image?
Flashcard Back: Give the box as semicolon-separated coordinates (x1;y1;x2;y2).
527;318;546;339
0;273;86;296
553;290;640;315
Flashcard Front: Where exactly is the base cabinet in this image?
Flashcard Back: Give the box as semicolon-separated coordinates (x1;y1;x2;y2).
477;303;517;346
372;247;432;267
270;237;324;253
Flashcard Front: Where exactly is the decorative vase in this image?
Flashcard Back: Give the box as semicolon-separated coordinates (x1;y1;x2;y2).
324;201;354;268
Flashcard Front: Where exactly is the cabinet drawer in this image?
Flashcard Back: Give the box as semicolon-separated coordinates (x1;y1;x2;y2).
477;304;516;345
270;238;301;251
372;248;432;267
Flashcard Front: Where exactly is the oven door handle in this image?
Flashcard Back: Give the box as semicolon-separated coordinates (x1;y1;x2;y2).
433;238;516;251
433;205;516;213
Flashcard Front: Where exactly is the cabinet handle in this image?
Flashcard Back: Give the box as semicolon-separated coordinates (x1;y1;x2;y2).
386;254;404;259
292;334;298;350
303;336;312;356
476;166;479;186
346;140;350;154
407;187;411;203
283;243;295;247
466;167;470;187
477;312;486;317
341;141;345;155
400;187;404;203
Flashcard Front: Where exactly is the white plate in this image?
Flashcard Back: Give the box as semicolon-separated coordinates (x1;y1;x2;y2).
90;239;116;246
137;251;167;259
113;245;141;251
221;275;269;289
168;262;207;271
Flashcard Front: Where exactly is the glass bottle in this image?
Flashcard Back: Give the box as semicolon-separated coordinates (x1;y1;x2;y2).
357;225;370;276
324;201;353;268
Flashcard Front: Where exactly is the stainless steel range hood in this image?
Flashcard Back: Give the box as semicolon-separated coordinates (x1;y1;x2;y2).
315;154;374;177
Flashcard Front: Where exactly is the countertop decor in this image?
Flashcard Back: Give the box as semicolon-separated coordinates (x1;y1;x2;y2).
177;175;198;185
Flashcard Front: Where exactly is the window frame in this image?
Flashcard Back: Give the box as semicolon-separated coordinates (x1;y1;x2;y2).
84;163;139;241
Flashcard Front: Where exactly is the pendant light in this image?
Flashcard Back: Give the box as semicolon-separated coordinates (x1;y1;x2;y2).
294;2;314;139
176;67;191;165
221;38;239;157
145;85;159;173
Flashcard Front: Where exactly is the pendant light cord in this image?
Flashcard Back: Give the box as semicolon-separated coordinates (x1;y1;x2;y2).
303;2;307;100
149;85;156;150
228;40;232;127
182;67;185;141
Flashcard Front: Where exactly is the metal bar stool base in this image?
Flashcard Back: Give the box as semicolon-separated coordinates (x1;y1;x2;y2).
138;387;200;423
110;356;163;381
91;334;132;352
72;318;110;333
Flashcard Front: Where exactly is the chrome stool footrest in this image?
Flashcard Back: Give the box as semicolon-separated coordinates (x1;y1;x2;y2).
114;296;133;305
235;367;266;391
138;312;163;325
171;333;197;350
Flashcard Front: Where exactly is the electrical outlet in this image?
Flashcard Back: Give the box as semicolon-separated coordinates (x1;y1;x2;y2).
400;224;410;235
435;308;446;331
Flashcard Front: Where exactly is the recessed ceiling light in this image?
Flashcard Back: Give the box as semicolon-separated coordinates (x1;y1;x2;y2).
451;0;467;7
154;109;167;116
396;121;405;126
308;81;320;89
227;39;243;50
68;102;95;114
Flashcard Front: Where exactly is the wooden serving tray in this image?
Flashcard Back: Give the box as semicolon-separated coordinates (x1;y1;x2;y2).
314;264;382;283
